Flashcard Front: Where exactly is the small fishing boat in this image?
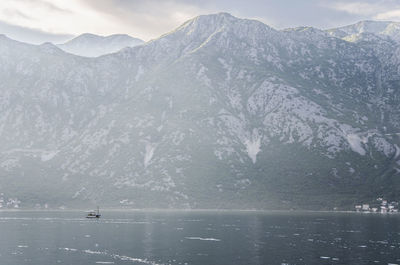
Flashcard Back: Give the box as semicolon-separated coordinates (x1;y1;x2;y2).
86;206;101;218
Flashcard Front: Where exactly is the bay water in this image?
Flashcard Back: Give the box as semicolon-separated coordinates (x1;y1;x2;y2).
0;210;399;265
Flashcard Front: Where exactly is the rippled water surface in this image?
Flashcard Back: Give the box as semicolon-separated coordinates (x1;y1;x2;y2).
0;210;400;265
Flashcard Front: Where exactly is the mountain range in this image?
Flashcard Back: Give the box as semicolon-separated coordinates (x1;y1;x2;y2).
0;13;399;210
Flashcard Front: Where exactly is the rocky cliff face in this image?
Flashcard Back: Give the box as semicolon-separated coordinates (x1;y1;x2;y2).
0;13;399;210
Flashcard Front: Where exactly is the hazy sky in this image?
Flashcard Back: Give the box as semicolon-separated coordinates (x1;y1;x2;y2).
0;0;399;44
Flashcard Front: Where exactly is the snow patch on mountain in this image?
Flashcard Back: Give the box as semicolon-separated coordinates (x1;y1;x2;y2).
395;145;400;159
144;142;156;168
346;134;367;156
41;150;59;162
244;129;262;163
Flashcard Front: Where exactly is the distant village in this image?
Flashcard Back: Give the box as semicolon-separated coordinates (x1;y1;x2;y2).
355;198;399;213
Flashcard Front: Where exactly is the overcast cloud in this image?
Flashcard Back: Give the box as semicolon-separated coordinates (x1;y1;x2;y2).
0;0;399;44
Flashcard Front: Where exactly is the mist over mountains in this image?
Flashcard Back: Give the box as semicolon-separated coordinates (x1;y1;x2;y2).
0;13;399;210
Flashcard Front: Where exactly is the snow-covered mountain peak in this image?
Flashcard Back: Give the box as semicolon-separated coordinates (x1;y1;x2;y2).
145;12;277;56
179;12;238;28
70;33;98;41
105;34;138;42
57;33;144;57
195;12;273;31
163;12;274;41
328;20;400;43
122;12;282;71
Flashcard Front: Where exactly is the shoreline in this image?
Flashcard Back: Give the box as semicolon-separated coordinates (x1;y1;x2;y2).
0;208;398;215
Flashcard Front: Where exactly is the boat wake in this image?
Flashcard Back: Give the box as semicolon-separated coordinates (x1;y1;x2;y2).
184;237;221;242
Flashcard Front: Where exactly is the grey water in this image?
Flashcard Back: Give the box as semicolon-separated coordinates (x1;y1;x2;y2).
0;211;400;265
